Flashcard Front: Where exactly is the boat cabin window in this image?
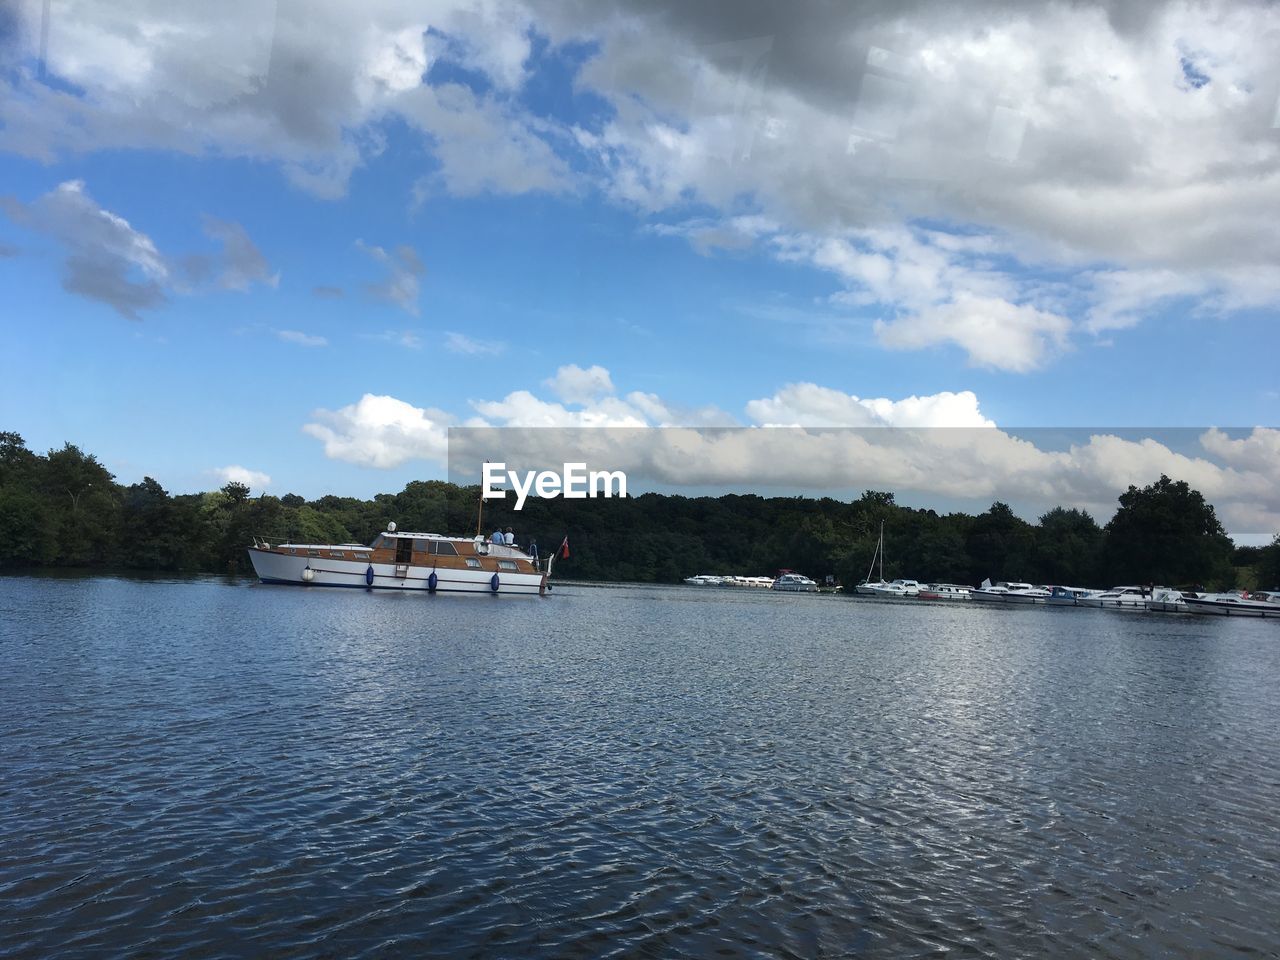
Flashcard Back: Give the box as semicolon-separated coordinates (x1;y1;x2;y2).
465;557;481;568
308;550;320;557
433;541;458;557
413;539;431;553
330;551;344;558
497;560;518;571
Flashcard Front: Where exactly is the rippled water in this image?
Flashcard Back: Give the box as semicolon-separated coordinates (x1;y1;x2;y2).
2;574;1279;958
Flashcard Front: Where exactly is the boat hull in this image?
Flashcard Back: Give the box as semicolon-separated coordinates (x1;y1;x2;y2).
1184;597;1280;618
247;548;546;596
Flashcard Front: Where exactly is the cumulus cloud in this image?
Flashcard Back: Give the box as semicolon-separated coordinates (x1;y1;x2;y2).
358;240;425;315
8;2;1280;357
544;363;615;404
875;295;1073;373
214;464;271;491
299;363;1280;534
744;384;995;428
303;393;453;468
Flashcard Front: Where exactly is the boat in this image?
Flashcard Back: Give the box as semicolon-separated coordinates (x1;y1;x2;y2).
1146;588;1198;613
969;580;1049;603
1077;585;1151;610
854;523;922;596
917;583;971;600
860;578;922;599
1045;585;1095;606
771;572;819;593
1184;591;1280;618
247;523;549;595
683;574;774;588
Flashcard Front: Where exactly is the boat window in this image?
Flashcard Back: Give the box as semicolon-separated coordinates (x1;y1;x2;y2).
465;557;481;568
413;539;430;553
353;551;370;560
498;560;518;571
330;551;344;558
433;541;458;557
308;550;320;557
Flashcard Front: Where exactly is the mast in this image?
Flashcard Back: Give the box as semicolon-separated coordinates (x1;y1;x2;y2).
864;520;884;583
475;460;487;538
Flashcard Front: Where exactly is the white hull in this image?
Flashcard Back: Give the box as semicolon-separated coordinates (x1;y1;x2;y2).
1078;597;1148;610
1184;597;1280;618
248;548;545;595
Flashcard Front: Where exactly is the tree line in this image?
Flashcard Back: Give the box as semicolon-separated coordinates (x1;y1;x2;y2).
2;431;1277;591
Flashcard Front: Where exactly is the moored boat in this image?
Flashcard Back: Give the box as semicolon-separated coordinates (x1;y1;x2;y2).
1184;591;1280;618
1147;588;1196;613
859;578;922;599
1077;585;1151;610
970;580;1047;603
247;523;549;595
772;572;819;592
917;583;971;600
1044;585;1094;606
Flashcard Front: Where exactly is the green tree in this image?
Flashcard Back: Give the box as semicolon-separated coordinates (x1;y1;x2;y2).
1100;475;1234;587
1034;507;1102;585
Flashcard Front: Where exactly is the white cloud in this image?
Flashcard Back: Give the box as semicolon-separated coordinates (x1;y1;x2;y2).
276;329;328;348
444;331;505;356
875;294;1073;373
544;363;615;404
300;363;1280;534
303;393;453;468
213;464;271;491
745;384;995;428
11;2;1280;356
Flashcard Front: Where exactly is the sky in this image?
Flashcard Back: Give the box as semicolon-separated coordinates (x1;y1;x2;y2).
1;0;1278;537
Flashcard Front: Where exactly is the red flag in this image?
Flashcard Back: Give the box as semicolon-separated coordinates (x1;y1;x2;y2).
559;536;570;559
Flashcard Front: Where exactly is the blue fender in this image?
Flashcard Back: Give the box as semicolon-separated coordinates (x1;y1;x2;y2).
365;565;375;586
428;571;438;593
490;572;500;593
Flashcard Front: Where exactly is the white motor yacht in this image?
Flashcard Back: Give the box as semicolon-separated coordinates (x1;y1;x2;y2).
771;572;819;593
1184;591;1280;618
917;584;971;600
1077;585;1151;610
970;580;1048;603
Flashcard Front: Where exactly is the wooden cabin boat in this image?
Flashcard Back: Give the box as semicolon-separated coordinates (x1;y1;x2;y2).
247;523;549;596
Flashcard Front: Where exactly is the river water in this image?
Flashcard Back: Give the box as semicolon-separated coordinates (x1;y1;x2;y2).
2;574;1278;958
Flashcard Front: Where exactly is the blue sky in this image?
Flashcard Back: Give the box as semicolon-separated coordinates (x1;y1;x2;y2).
1;0;1278;535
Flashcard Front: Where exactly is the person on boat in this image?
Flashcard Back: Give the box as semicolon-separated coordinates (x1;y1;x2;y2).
504;527;515;546
491;528;505;544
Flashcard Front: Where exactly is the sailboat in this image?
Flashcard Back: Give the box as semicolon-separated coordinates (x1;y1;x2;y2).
855;522;892;595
